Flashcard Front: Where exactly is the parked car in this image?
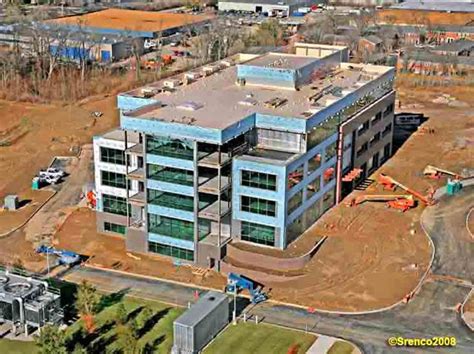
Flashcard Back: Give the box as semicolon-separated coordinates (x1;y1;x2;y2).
40;175;61;185
39;168;65;179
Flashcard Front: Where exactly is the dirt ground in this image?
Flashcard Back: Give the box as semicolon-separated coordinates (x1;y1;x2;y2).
0;96;118;199
0;189;54;235
55;208;226;289
377;9;474;26
48;8;214;33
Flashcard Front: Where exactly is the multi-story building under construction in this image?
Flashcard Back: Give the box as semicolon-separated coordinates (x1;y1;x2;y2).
93;43;395;267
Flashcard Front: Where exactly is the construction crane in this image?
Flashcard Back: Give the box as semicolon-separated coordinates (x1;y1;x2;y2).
225;273;267;304
348;194;415;212
423;165;462;180
36;245;81;266
378;174;435;206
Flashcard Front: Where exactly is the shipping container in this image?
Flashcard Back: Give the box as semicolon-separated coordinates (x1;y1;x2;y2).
172;291;229;354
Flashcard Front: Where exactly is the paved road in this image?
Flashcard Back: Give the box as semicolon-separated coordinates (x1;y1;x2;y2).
63;186;474;353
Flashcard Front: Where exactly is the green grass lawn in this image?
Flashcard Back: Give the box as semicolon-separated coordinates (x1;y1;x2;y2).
65;296;184;353
327;340;355;354
0;339;38;354
204;322;316;354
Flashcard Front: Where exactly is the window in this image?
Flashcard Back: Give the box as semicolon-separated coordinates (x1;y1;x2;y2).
241;196;276;217
101;171;127;189
146;136;193;160
100;147;126;165
323;165;336;184
324;142;337;162
148;190;194;212
357;142;368;157
102;194;127;216
382;123;392;137
104;222;126;235
322;189;335;212
307;115;339;149
369;132;381;147
286;216;304;245
357;121;370;136
307;176;321;199
148;214;210;241
241;170;277;191
148;241;194;261
288;165;304;189
241;221;275;246
288;190;303;215
371;112;382;126
148;164;193;186
384;103;394;117
307;153;321;175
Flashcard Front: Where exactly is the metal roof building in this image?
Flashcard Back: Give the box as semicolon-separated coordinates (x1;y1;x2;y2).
391;0;474;13
218;0;321;15
172;291;229;354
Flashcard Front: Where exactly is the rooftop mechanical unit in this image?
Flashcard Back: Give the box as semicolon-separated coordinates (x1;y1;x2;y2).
0;269;63;334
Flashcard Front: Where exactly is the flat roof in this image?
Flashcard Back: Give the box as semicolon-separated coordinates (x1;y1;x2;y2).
244;53;316;69
46;8;213;34
123;57;391;130
391;1;474;13
174;291;227;327
102;129;140;143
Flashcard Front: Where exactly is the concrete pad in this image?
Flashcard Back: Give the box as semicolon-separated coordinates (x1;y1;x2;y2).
306;335;336;354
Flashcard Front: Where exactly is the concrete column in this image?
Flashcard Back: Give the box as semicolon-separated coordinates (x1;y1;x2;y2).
124;130;130;227
193;141;199;264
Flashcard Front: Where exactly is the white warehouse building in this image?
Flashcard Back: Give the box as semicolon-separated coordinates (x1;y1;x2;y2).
218;0;321;15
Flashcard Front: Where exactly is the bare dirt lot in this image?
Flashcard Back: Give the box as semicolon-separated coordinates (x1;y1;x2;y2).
0;189;54;236
0;96;118;199
377;9;474;26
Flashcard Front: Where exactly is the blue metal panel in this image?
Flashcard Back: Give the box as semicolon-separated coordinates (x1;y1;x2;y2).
101;50;111;62
45;24;155;38
147;204;194;222
235;211;278;227
147;179;194;197
255;113;306;133
148;233;194;250
121;115;222;144
237;65;296;88
147;154;194;171
221;114;256;143
117;95;160;111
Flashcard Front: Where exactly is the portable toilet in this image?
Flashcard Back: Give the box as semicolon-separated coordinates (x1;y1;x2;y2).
446;178;462;195
4;195;19;210
32;177;41;190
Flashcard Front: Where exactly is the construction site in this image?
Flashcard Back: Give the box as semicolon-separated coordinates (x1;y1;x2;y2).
0;39;472;317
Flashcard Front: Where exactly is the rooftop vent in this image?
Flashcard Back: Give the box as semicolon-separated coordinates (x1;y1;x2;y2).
220;59;234;67
239;94;257;106
184;72;200;81
163;79;181;89
141;87;159;98
264;97;287;109
177;101;203;111
202;65;219;76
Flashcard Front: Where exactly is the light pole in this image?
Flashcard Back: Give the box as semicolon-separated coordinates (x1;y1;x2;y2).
232;287;237;325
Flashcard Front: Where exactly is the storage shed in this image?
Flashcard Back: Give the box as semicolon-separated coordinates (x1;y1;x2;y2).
172;291;229;354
